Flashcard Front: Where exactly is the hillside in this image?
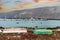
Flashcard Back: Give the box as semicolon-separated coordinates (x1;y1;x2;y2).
0;6;60;19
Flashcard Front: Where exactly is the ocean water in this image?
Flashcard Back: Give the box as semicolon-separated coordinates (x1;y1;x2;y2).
0;19;60;28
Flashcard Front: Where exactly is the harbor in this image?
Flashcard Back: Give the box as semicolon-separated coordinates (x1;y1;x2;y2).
0;0;60;40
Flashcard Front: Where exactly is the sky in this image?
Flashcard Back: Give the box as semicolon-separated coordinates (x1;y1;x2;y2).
2;0;34;7
0;0;60;12
1;0;34;9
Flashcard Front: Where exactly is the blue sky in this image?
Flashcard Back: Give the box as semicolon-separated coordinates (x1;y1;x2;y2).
0;0;60;12
1;0;34;9
1;0;60;8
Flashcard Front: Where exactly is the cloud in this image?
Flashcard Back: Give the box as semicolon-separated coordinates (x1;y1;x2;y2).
0;0;60;12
